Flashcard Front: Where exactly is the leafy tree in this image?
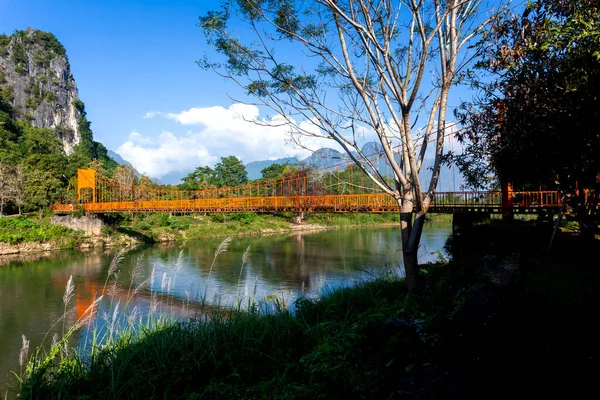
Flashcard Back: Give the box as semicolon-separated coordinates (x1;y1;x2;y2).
180;165;217;190
138;175;155;188
23;168;61;212
451;0;600;191
213;156;248;187
113;165;138;200
198;0;499;292
260;162;290;180
12;164;25;214
0;162;13;215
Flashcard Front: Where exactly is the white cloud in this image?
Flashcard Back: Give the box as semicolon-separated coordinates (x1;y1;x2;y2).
117;131;216;178
143;111;163;119
118;104;325;180
128;131;156;146
121;104;463;182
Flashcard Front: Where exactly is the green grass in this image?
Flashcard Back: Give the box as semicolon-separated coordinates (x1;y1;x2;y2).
14;241;474;400
305;212;401;226
17;275;426;399
0;217;83;245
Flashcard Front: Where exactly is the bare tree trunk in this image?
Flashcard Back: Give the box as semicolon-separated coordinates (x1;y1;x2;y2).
399;190;420;294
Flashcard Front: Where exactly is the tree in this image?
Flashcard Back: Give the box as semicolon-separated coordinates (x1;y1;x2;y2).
451;0;600;191
23;168;61;213
260;162;290;180
213;156;248;187
12;164;25;214
199;0;498;293
0;162;13;216
138;174;155;188
113;164;137;200
180;165;217;190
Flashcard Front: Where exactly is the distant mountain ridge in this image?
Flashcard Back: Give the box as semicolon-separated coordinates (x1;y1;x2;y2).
107;150;141;177
244;141;462;191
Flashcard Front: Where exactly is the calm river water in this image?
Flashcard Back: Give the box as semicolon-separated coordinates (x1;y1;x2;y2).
0;222;450;393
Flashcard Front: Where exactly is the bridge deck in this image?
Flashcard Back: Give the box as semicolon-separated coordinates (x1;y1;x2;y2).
52;192;562;214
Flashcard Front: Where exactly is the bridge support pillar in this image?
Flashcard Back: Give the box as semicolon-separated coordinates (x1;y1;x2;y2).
501;179;513;221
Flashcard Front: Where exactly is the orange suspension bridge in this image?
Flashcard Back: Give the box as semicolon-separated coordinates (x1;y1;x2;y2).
51;154;562;217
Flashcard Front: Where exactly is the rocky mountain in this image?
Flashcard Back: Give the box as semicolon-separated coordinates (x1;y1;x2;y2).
0;28;81;154
242;142;462;191
107;150;141;177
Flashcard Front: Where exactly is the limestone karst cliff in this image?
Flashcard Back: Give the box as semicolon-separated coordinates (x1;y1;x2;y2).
0;28;81;154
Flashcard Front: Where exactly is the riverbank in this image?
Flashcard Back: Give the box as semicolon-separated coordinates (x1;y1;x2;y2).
0;212;436;256
13;218;599;398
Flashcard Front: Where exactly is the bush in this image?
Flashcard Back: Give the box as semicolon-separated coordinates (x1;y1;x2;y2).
228;212;257;224
0;217;79;244
168;216;190;230
209;213;225;223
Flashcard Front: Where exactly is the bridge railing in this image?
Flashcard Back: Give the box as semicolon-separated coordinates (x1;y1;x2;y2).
431;191;502;207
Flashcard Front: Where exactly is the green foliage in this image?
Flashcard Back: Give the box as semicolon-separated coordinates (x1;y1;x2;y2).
0;30;121;214
0;217;80;244
214;155;248;187
306;212;400;226
227;212;257;224
452;0;600;189
181;156;248;189
0;34;9;56
29;29;67;57
10;34;28;75
260;162;288;180
23;169;62;211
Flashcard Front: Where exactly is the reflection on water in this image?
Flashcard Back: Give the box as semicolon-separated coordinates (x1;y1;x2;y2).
0;222;450;394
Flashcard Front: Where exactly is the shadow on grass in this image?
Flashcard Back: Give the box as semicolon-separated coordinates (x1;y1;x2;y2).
116;227;155;243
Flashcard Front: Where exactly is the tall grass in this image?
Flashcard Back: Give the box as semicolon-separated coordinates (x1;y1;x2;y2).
13;236;460;399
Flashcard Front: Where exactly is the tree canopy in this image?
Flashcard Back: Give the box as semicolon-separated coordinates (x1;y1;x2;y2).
180;156;249;190
451;0;600;190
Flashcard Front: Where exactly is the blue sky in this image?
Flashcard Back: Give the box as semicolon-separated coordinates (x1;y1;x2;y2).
1;0;485;185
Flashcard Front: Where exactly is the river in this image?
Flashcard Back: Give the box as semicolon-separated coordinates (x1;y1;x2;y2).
0;222;450;394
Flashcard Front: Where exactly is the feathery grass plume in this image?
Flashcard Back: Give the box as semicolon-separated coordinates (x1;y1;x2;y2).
107;271;120;298
236;245;251;303
150;266;156;286
101;250;125;294
72;295;104;331
109;300;121;342
161;272;167;292
63;275;74;308
62;275;75;337
108;249;125;279
51;332;59;348
174;249;184;273
129;255;144;286
132;279;148;297
215;237;232;257
127;305;140;328
204;237;232;301
18;335;29;368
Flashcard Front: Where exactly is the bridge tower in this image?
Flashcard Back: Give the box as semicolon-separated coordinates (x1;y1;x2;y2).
77;169;96;203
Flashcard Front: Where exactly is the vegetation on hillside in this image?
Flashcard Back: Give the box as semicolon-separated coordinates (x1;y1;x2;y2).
0;216;83;246
0;91;118;216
